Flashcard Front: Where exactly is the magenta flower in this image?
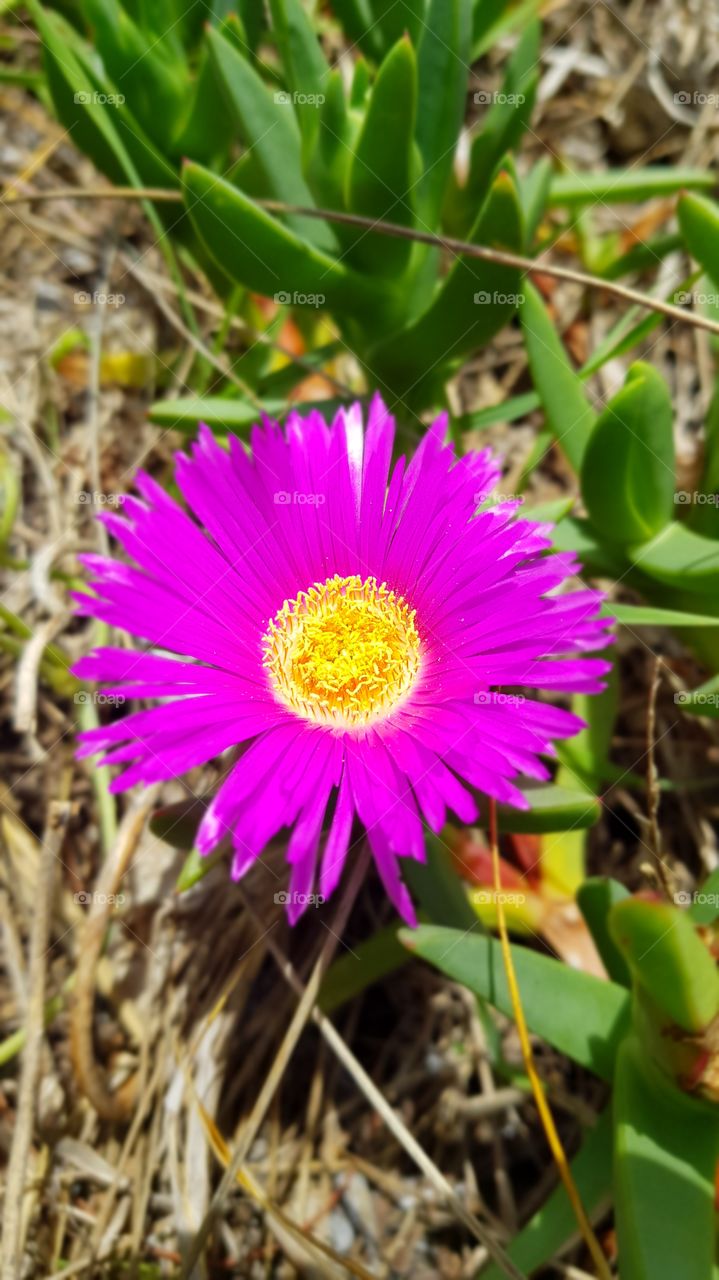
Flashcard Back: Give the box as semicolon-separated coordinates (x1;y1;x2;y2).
73;396;612;924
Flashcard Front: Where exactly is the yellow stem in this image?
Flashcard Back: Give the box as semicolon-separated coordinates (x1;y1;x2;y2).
488;798;613;1280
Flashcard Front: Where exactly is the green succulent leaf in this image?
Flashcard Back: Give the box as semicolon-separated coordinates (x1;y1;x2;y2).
328;0;383;60
581;362;675;545
170;40;236;167
518;155;553;246
414;0;471;224
609;602;719;627
557;664;618;790
450;19;539;236
613;1037;719;1280
183;162;387;316
471;0;542;59
372;168;523;404
577;878;632;986
345;36;418;273
268;0;329;152
549;166;715;209
370;0;425;48
148;396;286;432
31;5;177;192
678;191;719;288
401;925;630;1080
520;282;595;471
206;25;335;253
491;781;600;834
80;0;188;151
630;521;719;591
609;896;719;1032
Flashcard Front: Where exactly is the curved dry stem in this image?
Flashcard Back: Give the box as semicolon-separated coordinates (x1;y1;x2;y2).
69;791;157;1123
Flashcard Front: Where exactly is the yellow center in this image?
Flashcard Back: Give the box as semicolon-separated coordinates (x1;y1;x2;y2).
263;574;422;728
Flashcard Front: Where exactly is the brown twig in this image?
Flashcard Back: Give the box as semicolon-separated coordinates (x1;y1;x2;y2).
5;184;719;338
69;790;158;1123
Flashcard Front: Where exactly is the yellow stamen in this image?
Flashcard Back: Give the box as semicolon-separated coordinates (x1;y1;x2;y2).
263;573;422;729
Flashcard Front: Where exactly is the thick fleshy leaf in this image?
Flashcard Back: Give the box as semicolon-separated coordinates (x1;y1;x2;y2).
372;169;523;404
549;167;715;208
450;20;539;236
327;0;383;60
678;191;719;288
414;0;471;224
183;162;388;316
344;36;418;273
610;602;719;627
471;0;542;58
80;0;188;152
520;282;595;472
267;0;329;152
557;665;618;789
493;782;600;834
630;521;719;591
31;5;177;192
609;897;719;1032
401;925;630;1080
518;155;553;246
370;0;425;48
206;26;335;252
577;877;631;986
148;396;286;432
614;1037;719;1280
581;363;675;545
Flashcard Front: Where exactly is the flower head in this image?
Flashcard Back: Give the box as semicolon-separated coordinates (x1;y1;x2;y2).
73;396;612;924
